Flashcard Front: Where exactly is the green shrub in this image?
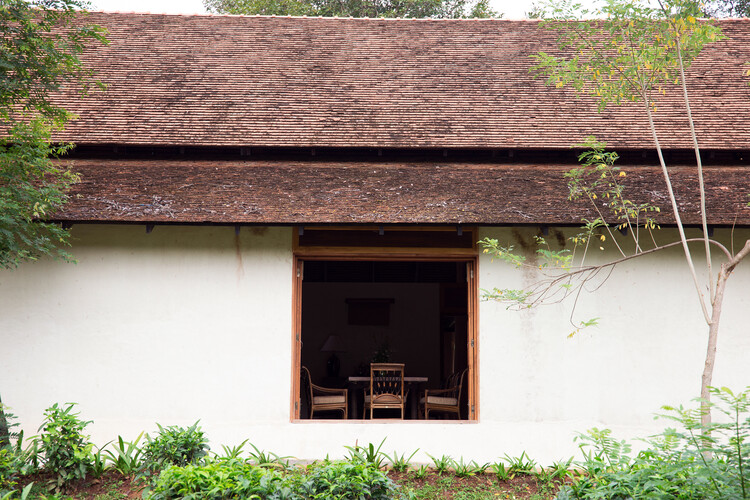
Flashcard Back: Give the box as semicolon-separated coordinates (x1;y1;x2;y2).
145;458;290;499
141;421;209;477
557;386;750;500
38;403;93;491
145;458;405;499
0;405;26;494
302;459;402;499
103;433;144;475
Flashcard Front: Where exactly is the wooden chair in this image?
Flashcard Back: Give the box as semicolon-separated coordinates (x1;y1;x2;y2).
301;366;348;419
421;368;467;419
364;363;406;419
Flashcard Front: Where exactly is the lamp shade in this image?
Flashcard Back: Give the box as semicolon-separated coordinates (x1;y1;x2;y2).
321;334;346;352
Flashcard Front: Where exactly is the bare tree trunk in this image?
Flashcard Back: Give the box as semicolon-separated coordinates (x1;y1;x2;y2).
701;239;750;429
701;271;726;429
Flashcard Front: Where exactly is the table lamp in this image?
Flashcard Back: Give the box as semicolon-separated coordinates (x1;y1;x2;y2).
321;334;346;377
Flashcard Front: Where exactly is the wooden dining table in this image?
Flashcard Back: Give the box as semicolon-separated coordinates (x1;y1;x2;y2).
347;376;428;419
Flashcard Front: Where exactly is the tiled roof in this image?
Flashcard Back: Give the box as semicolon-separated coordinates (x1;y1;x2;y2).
56;159;750;225
53;13;750;149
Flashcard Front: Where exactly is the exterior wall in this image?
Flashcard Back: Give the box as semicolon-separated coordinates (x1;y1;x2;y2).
1;224;748;465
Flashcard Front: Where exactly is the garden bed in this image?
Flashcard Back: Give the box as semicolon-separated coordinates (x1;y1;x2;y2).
17;469;559;500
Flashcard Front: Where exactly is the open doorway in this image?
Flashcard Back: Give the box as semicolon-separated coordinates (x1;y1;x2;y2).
297;260;473;420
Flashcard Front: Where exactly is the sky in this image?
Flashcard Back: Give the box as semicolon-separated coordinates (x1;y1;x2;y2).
90;0;546;20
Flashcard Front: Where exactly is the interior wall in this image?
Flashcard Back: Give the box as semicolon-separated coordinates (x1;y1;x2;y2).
301;282;441;387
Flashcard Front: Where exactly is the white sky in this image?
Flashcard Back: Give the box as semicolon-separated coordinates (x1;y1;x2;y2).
91;0;546;20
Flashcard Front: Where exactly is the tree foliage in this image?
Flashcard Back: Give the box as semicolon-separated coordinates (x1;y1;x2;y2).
0;0;106;269
203;0;500;19
703;0;750;17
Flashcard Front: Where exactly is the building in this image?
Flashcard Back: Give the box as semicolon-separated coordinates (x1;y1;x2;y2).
2;13;749;463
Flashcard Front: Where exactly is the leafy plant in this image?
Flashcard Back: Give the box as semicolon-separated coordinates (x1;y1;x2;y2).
557;386;750;500
247;442;291;468
413;464;429;479
216;439;248;460
90;443;109;479
427;453;452;475
103;434;144;475
504;451;537;475
145;458;287;500
491;460;511;481
386;448;419;472
450;457;489;478
38;403;94;491
344;438;387;469
146;458;405;500
302;459;403;499
140;421;209;478
546;457;574;481
0;483;33;500
451;457;474;478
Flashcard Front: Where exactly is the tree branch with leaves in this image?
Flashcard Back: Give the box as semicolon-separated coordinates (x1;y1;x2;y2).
482;0;749;428
0;0;106;269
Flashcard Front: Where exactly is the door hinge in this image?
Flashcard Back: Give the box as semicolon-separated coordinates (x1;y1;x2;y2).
295;401;299;410
470;269;474;279
471;405;475;414
296;266;301;278
296;333;300;342
470;339;474;347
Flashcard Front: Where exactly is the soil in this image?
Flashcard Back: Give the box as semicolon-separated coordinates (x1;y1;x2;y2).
18;470;144;499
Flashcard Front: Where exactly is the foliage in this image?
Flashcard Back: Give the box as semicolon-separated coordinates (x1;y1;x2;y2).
0;0;106;269
386;448;419;472
247;442;292;468
557;386;750;499
0;0;106;124
102;434;144;476
216;439;248;461
531;0;723;112
491;460;511;480
38;403;94;491
302;459;403;499
427;453;452;474
146;458;404;500
145;458;287;500
203;0;499;18
450;456;488;478
140;422;209;478
0;120;79;269
504;451;537;475
344;438;388;469
702;0;750;17
413;464;429;479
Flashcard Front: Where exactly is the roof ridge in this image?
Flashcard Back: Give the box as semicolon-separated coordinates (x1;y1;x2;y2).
86;10;535;21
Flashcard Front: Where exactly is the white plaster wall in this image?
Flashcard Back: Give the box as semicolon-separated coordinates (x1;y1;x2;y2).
1;224;749;466
0;225;294;444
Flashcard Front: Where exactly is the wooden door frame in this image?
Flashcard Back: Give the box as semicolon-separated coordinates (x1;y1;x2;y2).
290;235;479;422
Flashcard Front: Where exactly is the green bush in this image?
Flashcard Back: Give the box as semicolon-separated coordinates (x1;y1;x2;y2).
557;386;750;500
145;457;405;499
302;459;402;499
141;421;209;477
38;403;93;491
146;458;289;499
